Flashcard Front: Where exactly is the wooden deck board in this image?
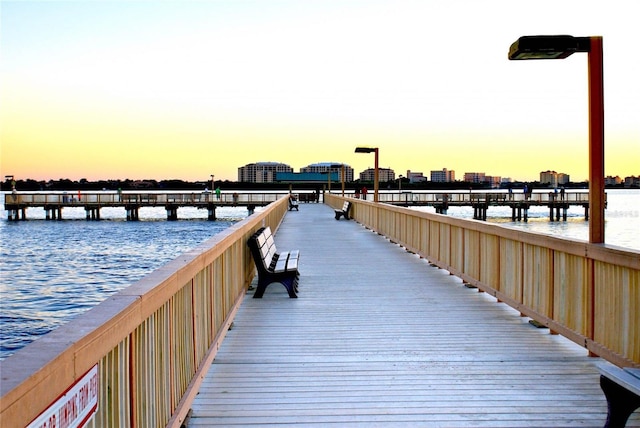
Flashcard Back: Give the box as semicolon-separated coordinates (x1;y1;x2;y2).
186;203;640;427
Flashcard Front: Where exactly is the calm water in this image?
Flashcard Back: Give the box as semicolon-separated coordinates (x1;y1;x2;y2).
415;188;640;251
0;202;251;360
1;189;638;360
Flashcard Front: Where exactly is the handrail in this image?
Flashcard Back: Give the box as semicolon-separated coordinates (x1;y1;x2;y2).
3;191;282;206
325;194;640;368
374;190;591;205
0;196;289;428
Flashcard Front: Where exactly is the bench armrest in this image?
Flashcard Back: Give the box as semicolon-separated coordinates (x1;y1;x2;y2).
598;362;640;396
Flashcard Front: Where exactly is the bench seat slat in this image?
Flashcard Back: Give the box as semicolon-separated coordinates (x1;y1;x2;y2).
277;250;299;262
274;260;287;272
286;257;298;271
600;363;640;396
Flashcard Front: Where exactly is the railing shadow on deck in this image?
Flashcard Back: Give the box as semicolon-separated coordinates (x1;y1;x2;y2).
0;197;289;428
325;193;640;369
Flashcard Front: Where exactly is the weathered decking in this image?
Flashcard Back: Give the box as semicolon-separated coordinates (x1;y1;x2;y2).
186;203;638;427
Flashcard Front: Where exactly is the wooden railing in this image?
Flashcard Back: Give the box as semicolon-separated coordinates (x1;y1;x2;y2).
3;191;282;207
326;194;640;367
373;189;590;205
0;197;289;428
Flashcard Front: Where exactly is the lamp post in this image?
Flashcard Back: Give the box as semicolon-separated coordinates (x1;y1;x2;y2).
355;147;379;202
508;35;605;244
210;174;215;191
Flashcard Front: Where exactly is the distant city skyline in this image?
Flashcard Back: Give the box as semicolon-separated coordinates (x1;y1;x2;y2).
235;161;635;185
1;1;638;183
5;159;637;187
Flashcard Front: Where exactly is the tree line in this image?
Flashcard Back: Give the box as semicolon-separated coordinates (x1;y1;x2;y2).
1;177;605;192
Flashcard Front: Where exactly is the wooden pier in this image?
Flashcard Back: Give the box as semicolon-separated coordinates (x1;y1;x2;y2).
2;196;638;428
4;190;594;222
185;203;633;427
3;191;280;221
378;190;593;221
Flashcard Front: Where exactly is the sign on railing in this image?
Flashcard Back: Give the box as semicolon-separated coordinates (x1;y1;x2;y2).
26;364;99;428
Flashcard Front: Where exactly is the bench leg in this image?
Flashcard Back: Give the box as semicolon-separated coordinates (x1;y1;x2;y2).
253;279;269;298
253;276;298;298
283;276;298;298
600;375;640;428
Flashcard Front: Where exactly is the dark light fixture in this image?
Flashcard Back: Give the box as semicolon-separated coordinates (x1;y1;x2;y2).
508;35;590;60
354;147;376;154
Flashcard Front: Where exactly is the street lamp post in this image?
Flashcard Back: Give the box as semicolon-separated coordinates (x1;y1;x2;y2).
355;147;379;202
210;174;215;191
508;35;605;244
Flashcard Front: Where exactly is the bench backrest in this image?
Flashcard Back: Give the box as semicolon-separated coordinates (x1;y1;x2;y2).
248;227;277;272
343;201;351;211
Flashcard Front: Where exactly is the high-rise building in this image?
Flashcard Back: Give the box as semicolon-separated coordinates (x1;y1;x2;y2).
485;176;502;188
359;168;395;182
605;176;623;186
557;173;570;185
431;168;455;182
300;163;354;182
540;170;570;187
406;170;427;183
463;172;486;183
238;162;293;183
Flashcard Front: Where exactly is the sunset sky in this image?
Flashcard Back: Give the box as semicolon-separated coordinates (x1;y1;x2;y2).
1;0;638;183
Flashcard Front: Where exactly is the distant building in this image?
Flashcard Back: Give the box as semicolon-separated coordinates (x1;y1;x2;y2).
406;170;427;183
624;176;640;188
605;175;623;186
238;162;293;183
431;168;455;182
463;172;486;184
485;176;502;188
540;170;570;187
275;172;337;183
557;173;570;185
359;168;395;182
300;162;354;182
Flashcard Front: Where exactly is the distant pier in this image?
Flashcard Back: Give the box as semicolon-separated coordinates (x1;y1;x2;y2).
4;190;596;222
374;190;594;222
3;191;280;221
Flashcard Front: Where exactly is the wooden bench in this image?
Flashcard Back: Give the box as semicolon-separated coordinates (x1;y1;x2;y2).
334;201;351;220
598;361;640;427
247;226;300;298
